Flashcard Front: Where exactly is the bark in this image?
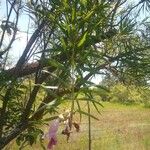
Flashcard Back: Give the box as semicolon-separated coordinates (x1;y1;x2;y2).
0;122;28;150
15;21;45;69
4;61;46;78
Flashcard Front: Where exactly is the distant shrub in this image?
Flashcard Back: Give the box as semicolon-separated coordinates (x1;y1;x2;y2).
92;86;110;101
100;83;150;106
109;83;130;104
140;89;150;108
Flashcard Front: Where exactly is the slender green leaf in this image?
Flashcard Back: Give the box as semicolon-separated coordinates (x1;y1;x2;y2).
77;31;88;47
92;102;101;114
77;110;99;120
43;116;58;122
84;10;94;21
77;98;104;107
75;99;82;121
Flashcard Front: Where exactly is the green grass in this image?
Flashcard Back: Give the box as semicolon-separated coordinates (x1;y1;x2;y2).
5;102;150;150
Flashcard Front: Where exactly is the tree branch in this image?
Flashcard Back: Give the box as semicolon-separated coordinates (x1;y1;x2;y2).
15;21;45;69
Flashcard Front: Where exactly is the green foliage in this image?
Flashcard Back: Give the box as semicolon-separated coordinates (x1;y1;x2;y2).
140;88;150;108
16;126;43;148
108;83;150;106
92;86;110;102
0;0;150;149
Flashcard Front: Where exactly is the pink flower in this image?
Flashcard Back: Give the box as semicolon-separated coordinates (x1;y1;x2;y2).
44;119;60;150
47;137;57;149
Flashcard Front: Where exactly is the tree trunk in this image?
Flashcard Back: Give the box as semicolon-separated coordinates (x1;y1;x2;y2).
0;122;28;149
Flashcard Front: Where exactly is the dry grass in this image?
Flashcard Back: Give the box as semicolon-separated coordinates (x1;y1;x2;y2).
5;102;150;150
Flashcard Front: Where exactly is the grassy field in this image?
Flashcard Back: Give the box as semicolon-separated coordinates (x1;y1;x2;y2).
5;102;150;150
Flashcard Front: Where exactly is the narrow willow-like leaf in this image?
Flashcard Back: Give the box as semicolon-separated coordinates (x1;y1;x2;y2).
84;10;94;21
75;99;82;122
60;37;67;49
77;110;99;120
72;7;76;22
92;102;101;114
43;116;58;122
77;31;88;47
76;98;104;107
48;59;63;68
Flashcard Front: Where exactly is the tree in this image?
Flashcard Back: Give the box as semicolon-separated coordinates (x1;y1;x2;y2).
0;0;150;149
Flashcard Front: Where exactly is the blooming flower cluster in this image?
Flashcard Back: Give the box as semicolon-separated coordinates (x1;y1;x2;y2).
43;110;80;149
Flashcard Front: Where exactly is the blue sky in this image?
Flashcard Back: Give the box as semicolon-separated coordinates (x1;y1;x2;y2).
0;0;32;62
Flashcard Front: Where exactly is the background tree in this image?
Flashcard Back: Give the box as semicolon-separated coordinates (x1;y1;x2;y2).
0;0;150;149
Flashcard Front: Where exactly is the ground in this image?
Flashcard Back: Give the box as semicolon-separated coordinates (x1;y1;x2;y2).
6;102;150;150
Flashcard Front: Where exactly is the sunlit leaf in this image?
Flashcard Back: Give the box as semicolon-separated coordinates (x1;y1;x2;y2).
77;31;88;47
80;0;87;6
84;10;94;21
